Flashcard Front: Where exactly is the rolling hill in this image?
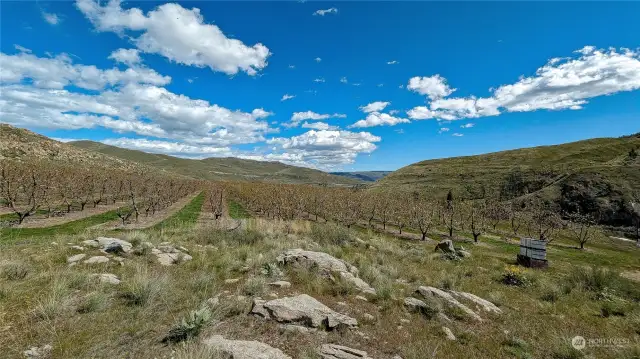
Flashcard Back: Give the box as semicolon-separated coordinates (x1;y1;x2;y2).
0;124;360;185
69;141;360;185
376;133;640;226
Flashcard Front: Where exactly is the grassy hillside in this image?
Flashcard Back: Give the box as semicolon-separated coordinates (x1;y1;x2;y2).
330;171;391;182
0;124;143;172
70;140;360;185
377;134;640;225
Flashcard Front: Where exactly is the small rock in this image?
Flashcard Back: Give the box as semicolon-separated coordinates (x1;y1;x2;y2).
363;313;375;321
23;344;52;359
206;296;220;307
70;246;85;251
225;278;241;284
442;326;456;341
67;254;86;264
269;281;291;288
318;344;371;359
449;290;502;315
355;295;368;302
92;273;120;285
81;240;100;248
96;237;133;253
400;318;410;324
268;292;279;298
83;256;109;265
156;252;192;266
50;242;58;246
337;301;347;306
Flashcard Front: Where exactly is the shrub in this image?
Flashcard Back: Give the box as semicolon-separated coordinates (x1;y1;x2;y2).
501;265;531;287
34;280;69;320
1;261;30;280
120;266;167;306
310;223;352;246
77;292;108;313
242;276;266;297
566;266;640;301
503;337;533;359
163;307;212;343
600;300;629;317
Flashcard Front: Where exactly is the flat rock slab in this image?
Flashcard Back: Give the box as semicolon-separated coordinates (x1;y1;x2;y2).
278;249;356;274
203;335;291;359
449;290;502;315
416;286;482;322
156;252;192;266
92;273;120;285
83;256;110;265
67;254;86;264
251;294;358;330
318;344;372;359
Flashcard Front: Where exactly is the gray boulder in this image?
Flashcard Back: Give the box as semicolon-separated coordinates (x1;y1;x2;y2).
67;254;86;264
277;249;375;295
434;240;456;254
251;294;357;330
203;335;291;359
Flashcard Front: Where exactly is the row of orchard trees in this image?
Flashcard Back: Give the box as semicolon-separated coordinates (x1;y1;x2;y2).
228;182;604;248
0;159;198;225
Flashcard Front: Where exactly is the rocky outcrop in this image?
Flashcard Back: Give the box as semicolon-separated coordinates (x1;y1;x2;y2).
416;286;482;322
82;237;132;254
203;335;291;359
277;249;375;295
153;243;192;266
403;297;440;319
442;326;456;341
448;290;502;314
318;344;372;359
251;294;358;330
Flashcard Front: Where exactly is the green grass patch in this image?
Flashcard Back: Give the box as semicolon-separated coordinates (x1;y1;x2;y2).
227;200;250;219
149;193;204;231
0;208;120;241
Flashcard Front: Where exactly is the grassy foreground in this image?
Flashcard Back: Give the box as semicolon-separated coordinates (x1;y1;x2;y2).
0;216;638;358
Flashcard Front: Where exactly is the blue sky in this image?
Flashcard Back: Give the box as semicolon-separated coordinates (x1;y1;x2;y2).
1;1;639;171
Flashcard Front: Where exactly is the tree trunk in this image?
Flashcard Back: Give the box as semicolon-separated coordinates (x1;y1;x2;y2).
580;241;585;249
473;233;479;242
449;227;453;237
421;232;427;241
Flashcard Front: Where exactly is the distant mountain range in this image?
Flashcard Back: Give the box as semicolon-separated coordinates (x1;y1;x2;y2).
330;171;391;182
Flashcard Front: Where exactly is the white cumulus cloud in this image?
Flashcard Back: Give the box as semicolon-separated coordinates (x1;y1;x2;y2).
349;112;409;128
76;0;270;76
267;129;380;167
42;12;60;25
407;46;640;122
108;48;141;66
359;101;390;113
313;8;337;16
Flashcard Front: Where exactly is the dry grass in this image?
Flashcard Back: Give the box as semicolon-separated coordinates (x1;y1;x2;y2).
0;217;638;358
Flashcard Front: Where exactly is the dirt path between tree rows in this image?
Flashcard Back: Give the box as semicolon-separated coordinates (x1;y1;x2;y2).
91;193;200;231
13;202;126;229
